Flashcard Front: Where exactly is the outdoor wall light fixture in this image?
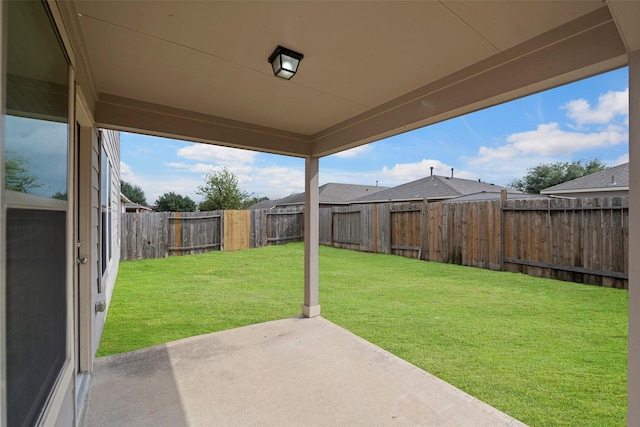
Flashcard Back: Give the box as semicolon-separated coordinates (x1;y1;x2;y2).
268;46;304;80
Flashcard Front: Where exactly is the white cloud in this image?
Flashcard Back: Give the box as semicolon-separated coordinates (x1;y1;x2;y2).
320;159;478;190
165;162;216;174
331;145;371;159
471;122;626;164
613;153;629;165
464;87;629;185
474;145;519;162
119;161;204;205
381;159;476;185
320;169;380;187
508;123;626;155
120;161;135;182
164;161;305;200
244;166;305;199
145;177;205;206
562;88;628;126
176;143;257;166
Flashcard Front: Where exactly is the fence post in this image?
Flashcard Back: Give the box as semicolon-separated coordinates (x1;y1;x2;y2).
420;199;428;260
500;190;506;271
219;210;224;252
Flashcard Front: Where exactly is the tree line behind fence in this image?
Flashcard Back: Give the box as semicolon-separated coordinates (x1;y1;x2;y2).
121;197;628;289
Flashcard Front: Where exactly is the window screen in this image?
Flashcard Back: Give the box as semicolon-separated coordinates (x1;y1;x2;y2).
6;209;67;427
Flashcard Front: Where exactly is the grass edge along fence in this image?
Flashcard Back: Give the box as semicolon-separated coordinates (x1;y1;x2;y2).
121;196;628;288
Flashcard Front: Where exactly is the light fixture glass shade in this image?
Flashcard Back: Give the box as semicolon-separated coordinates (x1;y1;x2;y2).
268;46;303;80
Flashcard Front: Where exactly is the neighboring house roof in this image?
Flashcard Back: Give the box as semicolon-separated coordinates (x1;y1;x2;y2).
540;163;629;195
249;199;278;210
121;192;152;211
444;191;550;203
125;202;152;212
250;183;389;209
352;175;521;203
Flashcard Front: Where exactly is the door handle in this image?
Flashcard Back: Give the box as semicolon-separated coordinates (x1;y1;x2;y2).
77;257;88;265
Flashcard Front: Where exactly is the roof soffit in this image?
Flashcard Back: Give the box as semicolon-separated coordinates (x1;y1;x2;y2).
312;6;626;156
69;1;625;158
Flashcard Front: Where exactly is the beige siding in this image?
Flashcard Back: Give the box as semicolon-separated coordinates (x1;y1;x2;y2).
94;129;120;352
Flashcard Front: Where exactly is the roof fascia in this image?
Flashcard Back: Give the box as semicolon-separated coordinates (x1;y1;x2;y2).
541;186;629;195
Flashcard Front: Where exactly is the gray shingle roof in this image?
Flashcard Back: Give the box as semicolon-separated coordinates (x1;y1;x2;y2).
249;199;278;210
540;163;629;194
249;183;388;209
444;191;549;203
352;175;521;203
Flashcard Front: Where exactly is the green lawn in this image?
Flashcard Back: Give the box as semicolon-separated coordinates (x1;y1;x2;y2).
100;243;627;426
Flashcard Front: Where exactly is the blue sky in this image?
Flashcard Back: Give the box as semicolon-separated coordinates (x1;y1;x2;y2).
121;67;629;205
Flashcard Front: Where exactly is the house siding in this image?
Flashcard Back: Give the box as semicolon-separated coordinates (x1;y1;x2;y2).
96;129;120;352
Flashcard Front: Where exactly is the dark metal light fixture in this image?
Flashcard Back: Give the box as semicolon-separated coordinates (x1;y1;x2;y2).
268;46;304;80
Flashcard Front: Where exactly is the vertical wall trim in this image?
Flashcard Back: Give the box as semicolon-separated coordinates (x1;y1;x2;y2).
0;0;7;424
628;49;640;427
77;124;93;374
65;62;77;420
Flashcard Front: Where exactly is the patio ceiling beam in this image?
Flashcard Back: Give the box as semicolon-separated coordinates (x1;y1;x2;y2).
310;7;626;158
95;93;313;158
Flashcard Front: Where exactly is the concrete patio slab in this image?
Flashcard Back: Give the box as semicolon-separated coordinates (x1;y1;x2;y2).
80;316;526;426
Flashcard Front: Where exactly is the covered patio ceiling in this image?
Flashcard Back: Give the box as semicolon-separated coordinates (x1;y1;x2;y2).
60;1;639;158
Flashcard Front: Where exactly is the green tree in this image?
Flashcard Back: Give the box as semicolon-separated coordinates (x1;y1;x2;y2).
510;159;607;194
52;191;68;201
155;192;196;212
5;154;42;193
121;180;147;205
197;167;250;211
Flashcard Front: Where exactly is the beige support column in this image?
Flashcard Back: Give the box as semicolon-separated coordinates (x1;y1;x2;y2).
629;50;640;427
302;156;320;317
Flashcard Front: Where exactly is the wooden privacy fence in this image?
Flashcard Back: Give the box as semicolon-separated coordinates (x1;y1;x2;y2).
321;197;628;289
501;197;628;288
121;207;303;261
122;198;628;288
121;211;224;260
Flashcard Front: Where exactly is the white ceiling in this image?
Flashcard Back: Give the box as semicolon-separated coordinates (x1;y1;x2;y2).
62;1;637;157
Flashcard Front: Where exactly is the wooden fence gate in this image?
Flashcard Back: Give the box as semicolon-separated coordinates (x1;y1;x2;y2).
266;210;303;245
169;212;223;255
390;205;422;259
